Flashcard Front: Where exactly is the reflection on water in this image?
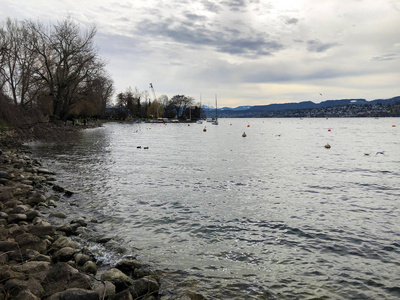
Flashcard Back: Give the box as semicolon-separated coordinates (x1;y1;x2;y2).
31;118;400;299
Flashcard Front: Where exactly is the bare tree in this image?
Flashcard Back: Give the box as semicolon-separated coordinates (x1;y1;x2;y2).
0;18;37;106
169;95;194;119
28;17;106;120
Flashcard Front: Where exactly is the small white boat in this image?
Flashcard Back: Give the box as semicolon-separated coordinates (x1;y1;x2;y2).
212;95;218;125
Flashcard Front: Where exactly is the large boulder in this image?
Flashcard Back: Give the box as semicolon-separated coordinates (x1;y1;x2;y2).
8;248;40;262
93;281;116;299
0;264;24;282
42;263;92;297
114;289;133;300
14;233;47;253
52;247;76;263
28;224;56;238
0;241;19;252
15;289;40;300
26;192;47;206
0;170;10;179
128;276;159;299
51;236;78;251
11;261;50;281
115;260;143;277
46;288;99;300
4;277;44;299
100;268;135;292
81;261;98;275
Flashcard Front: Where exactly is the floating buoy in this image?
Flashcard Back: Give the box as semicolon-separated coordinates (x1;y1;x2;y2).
242;132;247;137
247;124;250;127
328;129;331;132
203;127;207;132
392;125;396;127
188;124;190;126
324;143;331;149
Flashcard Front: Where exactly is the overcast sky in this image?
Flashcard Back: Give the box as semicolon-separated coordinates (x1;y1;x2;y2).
1;0;399;107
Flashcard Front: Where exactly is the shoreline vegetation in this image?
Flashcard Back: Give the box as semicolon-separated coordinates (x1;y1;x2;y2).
0;122;207;299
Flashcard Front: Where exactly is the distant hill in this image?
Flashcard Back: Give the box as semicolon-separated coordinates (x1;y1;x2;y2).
208;96;400;118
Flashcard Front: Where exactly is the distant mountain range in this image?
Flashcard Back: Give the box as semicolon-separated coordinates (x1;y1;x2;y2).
204;96;400;118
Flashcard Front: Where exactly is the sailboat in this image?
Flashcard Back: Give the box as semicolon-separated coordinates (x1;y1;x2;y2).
197;94;203;124
212;95;218;125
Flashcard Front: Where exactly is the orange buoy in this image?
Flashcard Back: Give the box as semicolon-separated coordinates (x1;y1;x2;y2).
392;125;396;127
203;127;207;132
328;129;331;132
247;124;250;127
188;124;190;126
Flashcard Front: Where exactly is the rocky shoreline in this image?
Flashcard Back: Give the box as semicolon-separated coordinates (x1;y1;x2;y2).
0;141;206;300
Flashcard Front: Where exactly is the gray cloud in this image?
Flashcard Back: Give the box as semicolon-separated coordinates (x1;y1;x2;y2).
221;0;247;12
136;16;283;58
307;39;339;53
200;0;222;13
371;53;397;61
285;17;299;25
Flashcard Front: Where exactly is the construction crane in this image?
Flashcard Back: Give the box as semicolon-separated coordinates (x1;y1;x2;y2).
149;83;157;102
149;83;160;119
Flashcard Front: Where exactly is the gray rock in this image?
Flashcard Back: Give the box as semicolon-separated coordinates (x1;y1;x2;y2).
42;263;92;297
52;236;78;250
28;224;56;237
37;168;55;175
0;241;19;252
0;265;23;282
15;289;40;300
15;233;47;253
82;261;98;275
114;289;133;300
100;268;135;292
52;184;65;192
47;288;99;300
0;251;8;264
8;248;40;262
75;253;91;266
57;223;74;235
71;218;87;227
0;170;10;179
49;211;68;219
128;276;159;299
4;277;44;298
8;213;27;223
116;260;143;278
25;209;40;221
93;281;116;299
53;247;76;263
11;261;50;281
27;193;47;206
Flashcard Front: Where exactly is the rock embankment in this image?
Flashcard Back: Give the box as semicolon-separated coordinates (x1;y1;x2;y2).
0;143;204;300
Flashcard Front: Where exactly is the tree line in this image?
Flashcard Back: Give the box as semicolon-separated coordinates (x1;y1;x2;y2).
111;87;204;121
0;17;114;121
1;16;204;124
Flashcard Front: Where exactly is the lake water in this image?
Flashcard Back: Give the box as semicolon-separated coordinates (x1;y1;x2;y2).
30;118;400;299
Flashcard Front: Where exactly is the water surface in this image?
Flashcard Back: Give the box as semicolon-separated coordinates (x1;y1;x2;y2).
31;118;400;299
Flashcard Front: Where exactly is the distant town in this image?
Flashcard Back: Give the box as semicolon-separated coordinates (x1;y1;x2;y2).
215;96;400;118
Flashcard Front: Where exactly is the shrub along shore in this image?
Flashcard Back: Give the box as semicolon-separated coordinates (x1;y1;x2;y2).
0;129;207;299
